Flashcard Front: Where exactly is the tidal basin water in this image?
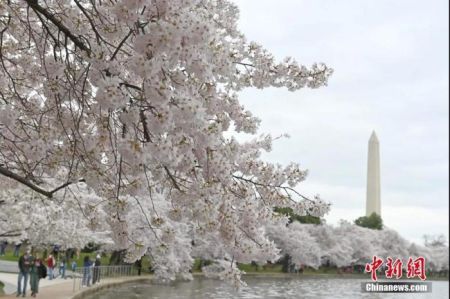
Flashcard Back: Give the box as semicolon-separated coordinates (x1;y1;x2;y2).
87;276;448;299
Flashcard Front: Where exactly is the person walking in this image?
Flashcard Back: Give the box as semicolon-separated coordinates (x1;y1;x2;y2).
17;249;32;297
30;258;45;297
92;254;101;284
82;256;92;287
46;254;55;280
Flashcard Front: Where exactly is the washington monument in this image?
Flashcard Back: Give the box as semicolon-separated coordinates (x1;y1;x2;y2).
366;131;381;216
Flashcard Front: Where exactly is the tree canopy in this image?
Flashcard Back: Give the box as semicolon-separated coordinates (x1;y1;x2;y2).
354;213;383;230
0;0;332;285
266;220;448;272
424;234;447;248
274;207;321;224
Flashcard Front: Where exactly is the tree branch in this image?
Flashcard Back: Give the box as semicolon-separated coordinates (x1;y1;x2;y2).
0;230;22;237
24;0;91;55
110;29;133;61
232;174;314;202
49;178;86;195
0;165;84;198
164;166;181;191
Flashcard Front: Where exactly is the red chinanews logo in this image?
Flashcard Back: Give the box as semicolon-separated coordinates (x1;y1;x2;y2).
365;256;427;281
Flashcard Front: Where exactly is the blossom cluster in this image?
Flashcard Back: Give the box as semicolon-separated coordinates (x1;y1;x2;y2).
0;0;333;285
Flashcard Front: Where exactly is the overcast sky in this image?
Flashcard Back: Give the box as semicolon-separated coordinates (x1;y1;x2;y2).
234;0;449;245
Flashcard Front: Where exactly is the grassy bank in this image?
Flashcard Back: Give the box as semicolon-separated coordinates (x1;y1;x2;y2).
1;249;447;281
0;249;109;268
0;246;155;276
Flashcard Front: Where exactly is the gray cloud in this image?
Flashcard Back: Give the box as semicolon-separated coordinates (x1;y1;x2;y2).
234;0;449;244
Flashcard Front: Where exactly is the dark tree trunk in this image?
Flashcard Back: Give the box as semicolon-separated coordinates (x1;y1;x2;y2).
109;250;126;265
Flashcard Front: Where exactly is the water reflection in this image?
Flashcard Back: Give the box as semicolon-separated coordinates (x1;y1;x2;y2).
87;276;448;299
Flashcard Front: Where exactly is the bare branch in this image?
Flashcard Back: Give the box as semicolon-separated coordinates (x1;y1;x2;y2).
0;165;84;199
24;0;91;55
164;166;181;191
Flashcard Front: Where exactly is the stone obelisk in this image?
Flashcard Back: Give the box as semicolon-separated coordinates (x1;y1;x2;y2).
366;131;381;216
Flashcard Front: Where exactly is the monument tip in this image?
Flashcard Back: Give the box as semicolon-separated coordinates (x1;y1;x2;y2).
369;131;379;142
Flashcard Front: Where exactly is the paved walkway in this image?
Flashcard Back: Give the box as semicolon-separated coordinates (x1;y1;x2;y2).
0;274;149;299
0;261;78;295
0;261;20;274
0;261;150;298
0;273;74;295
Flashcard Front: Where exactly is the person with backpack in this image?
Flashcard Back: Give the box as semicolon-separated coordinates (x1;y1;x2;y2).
38;261;47;280
30;258;45;297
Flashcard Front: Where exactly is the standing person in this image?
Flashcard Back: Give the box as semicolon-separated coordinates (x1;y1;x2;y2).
52;244;60;260
30;258;44;297
17;249;32;297
0;240;7;256
70;259;77;279
82;256;92;287
46;254;55;280
92;254;101;284
135;259;142;276
13;242;21;257
65;250;71;263
58;256;66;279
71;260;77;272
67;248;75;260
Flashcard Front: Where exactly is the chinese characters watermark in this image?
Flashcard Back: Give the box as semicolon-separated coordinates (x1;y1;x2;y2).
365;256;427;281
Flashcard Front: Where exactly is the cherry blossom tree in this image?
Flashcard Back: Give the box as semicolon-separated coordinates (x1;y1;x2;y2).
428;247;449;273
266;219;447;273
0;0;333;284
424;234;447;248
424;235;449;272
266;221;322;269
333;220;379;265
0;182;113;249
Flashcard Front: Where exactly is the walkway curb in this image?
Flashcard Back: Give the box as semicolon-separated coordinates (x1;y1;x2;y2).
70;277;151;299
1;281;16;295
